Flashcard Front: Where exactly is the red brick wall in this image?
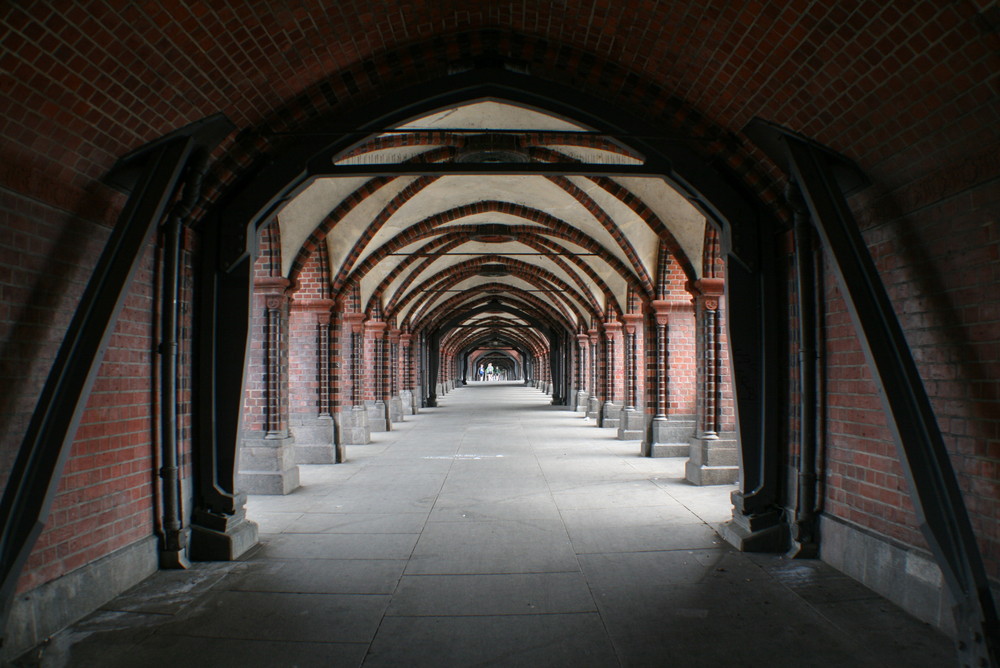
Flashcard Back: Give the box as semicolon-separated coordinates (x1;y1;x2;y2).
17;243;156;593
2;0;997;592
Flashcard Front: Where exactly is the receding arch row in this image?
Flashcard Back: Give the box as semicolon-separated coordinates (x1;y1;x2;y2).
196;65;784;593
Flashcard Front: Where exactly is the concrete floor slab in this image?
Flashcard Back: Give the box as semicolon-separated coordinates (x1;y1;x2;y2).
363;613;620;667
29;384;954;668
257;532;419;560
223;558;408;595
160;590;389;643
405;519;579;574
385;572;596;616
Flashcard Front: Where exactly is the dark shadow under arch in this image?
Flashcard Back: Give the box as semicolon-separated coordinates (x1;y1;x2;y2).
191;63;786;564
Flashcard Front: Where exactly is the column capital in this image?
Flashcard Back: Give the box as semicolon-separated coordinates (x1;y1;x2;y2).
254;276;291;294
342;312;366;334
400;333;413;347
388;328;401;344
693;277;725;297
603;320;623;339
621;312;644;335
650;299;691;325
576;333;590;346
588;328;600;344
366;320;388;335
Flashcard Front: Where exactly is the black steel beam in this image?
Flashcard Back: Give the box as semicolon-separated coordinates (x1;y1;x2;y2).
307;161;669;177
0;115;232;645
750;118;998;667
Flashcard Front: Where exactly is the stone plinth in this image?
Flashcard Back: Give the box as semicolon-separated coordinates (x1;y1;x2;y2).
238;435;300;495
648;416;696;457
586;396;602;421
575;390;589;412
600;401;622;429
400;389;417;415
617;407;645;440
389;395;404;423
189;496;259;561
340;406;370;445
685;433;739;485
291;415;336;464
367;400;388;432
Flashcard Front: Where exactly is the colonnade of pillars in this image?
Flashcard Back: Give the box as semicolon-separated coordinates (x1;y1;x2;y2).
238;285;737;495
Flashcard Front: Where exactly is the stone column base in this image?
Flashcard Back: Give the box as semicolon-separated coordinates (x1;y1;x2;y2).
575;391;589;412
340;406;370;444
367;400;388;432
586;396;602;421
189;495;259;561
238;435;300;495
599;401;622;429
389;395;404;423
719;506;788;552
685;434;739;485
400;389;417;415
291;416;336;464
617;407;645;440
647;416;696;457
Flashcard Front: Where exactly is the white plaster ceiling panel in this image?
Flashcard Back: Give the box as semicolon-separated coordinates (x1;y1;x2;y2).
395;100;588;131
434;212;549;229
321;176;416;281
277;176;370;276
370;175;631;269
568;175;659;286
615;176;707;278
545;145;643;165
335;144;443;165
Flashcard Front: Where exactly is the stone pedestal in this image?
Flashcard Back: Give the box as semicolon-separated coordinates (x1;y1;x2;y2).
575;390;589;412
389;395;404;423
189;496;258;561
586;396;602;421
340;406;370;444
399;389;418;415
238;435;300;495
600;401;622;429
719;500;788;553
685;433;739;485
648;416;696;457
367;400;388;432
617;407;645;440
292;415;336;464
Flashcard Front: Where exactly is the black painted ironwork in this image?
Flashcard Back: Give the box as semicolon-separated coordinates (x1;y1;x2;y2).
0;115;233;644
748;118;999;668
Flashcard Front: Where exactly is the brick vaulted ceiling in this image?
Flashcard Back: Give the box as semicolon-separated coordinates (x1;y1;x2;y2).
3;2;995;220
276;100;707;335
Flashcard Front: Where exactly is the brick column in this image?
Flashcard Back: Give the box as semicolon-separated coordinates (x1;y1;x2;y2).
646;299;698;457
618;312;646;440
575;333;590;412
399;332;417;414
340;312;370;444
366;320;389;432
686;278;738;485
387;328;404;423
600;320;623;429
238;277;300;495
586;328;602;421
288;298;336;464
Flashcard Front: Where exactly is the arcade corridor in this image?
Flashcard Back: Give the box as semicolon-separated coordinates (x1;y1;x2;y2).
26;384;950;667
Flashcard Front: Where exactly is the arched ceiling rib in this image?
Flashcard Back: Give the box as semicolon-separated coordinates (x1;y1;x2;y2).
273;99;708;358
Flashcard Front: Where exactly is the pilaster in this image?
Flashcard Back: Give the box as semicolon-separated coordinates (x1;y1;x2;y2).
600;321;623;429
647;299;697;457
686;279;738;485
238;277;300;495
618;313;645;440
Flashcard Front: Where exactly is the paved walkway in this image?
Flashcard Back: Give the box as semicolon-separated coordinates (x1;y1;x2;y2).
29;383;952;667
